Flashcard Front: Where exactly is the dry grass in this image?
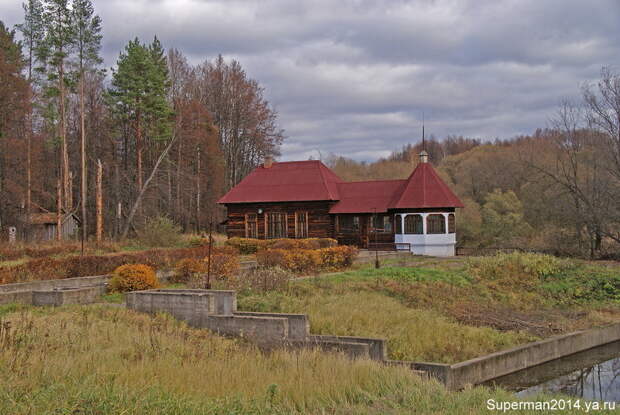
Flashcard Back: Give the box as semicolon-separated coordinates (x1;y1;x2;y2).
239;288;535;363
0;304;585;414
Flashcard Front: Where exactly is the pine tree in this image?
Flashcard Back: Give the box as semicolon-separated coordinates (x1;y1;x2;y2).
36;0;76;212
16;0;44;233
108;37;172;192
73;0;102;245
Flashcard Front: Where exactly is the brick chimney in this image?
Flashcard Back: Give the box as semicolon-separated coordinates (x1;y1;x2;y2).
264;156;273;169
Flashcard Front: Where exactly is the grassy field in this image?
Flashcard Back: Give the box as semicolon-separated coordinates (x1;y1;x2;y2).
236;253;620;363
0;303;604;415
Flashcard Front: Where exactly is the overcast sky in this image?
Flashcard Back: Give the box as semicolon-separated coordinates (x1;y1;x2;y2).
2;0;619;161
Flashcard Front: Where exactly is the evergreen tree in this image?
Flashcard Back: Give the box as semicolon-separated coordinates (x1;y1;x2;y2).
16;0;44;228
108;37;173;192
73;0;102;244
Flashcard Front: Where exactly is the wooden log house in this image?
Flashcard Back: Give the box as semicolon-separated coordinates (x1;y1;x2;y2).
218;152;464;256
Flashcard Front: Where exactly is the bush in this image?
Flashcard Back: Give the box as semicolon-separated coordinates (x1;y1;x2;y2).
137;216;182;247
226;237;269;254
466;252;572;289
319;245;358;270
204;251;240;281
226;237;338;254
173;258;206;283
109;264;159;293
256;246;358;274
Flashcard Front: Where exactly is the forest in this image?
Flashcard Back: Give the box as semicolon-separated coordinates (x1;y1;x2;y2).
1;0;619;259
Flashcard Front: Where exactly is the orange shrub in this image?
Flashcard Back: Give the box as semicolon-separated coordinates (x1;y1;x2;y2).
204;251;240;280
256;245;358;274
109;264;159;293
319;245;359;269
173;258;206;283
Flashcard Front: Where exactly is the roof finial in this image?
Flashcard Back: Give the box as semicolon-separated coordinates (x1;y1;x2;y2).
422;111;426;152
419;112;429;163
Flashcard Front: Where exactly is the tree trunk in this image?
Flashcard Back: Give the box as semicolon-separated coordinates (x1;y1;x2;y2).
80;74;87;245
122;133;178;239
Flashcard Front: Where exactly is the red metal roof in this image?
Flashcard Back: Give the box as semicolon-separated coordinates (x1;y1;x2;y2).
329;180;406;213
217;160;342;203
218;159;464;210
392;162;464;209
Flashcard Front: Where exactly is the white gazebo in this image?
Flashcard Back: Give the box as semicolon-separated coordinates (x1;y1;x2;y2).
394;211;456;256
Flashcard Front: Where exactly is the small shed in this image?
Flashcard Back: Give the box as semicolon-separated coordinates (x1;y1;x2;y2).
22;212;80;241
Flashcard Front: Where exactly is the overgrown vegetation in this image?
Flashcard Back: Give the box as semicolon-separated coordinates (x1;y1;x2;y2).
226;237;338;254
0;305;589;414
136;216;183;248
234;253;620;363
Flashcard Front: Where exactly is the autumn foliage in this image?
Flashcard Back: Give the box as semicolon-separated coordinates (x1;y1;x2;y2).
109;264;159;293
256;246;358;274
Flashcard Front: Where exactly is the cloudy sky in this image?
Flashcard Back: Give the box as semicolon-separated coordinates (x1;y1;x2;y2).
2;0;619;161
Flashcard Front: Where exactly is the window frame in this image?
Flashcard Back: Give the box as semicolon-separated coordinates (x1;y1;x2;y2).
426;214;446;234
338;215;360;233
404;214;424;234
266;212;287;239
295;211;308;238
372;215;393;233
448;214;456;234
245;213;258;238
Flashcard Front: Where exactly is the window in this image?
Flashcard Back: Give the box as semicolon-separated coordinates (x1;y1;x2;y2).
339;215;360;232
426;214;446;234
395;215;402;234
405;214;423;234
372;215;392;233
448;214;455;234
267;212;287;239
245;213;257;238
295;212;308;238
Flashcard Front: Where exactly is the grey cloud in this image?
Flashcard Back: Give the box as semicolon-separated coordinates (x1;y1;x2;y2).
1;0;619;161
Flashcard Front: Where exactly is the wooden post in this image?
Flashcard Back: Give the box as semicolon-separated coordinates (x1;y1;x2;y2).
205;217;213;290
56;179;62;241
96;159;103;242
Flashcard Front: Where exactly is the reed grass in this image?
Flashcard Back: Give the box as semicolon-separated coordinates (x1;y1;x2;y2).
0;304;584;414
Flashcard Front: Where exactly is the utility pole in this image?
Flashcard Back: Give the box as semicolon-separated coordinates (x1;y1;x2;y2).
205;218;213;290
374;207;380;269
96;160;103;242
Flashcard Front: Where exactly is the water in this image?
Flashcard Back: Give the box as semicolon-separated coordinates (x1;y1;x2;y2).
485;341;620;402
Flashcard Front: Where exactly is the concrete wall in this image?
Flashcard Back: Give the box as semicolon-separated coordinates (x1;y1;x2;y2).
309;335;387;361
125;289;215;327
234;311;309;340
0;290;33;305
206;314;290;344
32;286;101;307
0;275;110;294
414;322;620;390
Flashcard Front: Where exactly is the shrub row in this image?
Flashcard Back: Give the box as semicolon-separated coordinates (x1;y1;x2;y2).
0;246;226;285
256;246;358;274
0;241;119;262
226;237;338;254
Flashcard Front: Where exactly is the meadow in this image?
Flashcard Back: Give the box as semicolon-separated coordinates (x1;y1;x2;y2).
235;253;620;363
0;303;607;415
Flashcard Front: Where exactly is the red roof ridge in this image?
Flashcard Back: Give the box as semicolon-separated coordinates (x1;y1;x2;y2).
340;178;407;185
317;162;340;200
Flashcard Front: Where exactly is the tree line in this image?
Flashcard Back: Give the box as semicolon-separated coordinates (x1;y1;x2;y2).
328;69;620;259
0;0;284;241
